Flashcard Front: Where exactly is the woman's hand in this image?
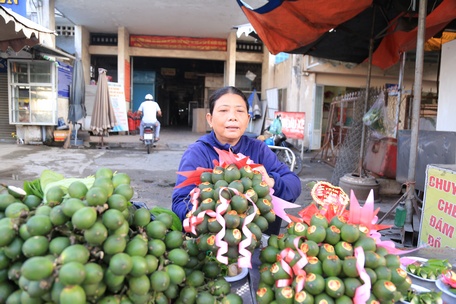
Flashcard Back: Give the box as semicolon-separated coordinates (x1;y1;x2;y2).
253;165;275;188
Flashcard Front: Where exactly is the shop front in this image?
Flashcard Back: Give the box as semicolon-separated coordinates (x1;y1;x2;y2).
1;5;75;143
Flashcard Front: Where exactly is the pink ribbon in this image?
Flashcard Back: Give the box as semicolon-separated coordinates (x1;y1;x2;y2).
238;191;256;268
441;270;456;288
276;236;308;292
275;249;294;288
371;230;421;255
353;247;370;304
270;188;300;223
213;187;231;265
292;237;308;276
183;188;204;234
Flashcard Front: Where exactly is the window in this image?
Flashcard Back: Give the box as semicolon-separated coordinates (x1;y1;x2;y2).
56;25;75;36
8;60;57;125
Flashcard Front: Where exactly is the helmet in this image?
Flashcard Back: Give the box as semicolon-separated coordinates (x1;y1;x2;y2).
145;94;154;100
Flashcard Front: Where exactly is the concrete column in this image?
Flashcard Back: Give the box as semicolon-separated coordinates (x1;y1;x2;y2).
225;31;236;86
118;27;131;102
261;46;274;98
75;25;91;85
41;0;56;46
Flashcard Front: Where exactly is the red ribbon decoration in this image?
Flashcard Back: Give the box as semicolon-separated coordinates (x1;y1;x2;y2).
175;167;212;189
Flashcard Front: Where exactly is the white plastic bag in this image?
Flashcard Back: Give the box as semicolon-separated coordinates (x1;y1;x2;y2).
363;91;393;138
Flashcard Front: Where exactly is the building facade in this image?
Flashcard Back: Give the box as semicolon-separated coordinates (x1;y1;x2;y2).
1;0;448;150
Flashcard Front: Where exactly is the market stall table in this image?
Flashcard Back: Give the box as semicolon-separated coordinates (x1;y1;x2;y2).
229;274;256;303
246;245;456;304
401;247;456;304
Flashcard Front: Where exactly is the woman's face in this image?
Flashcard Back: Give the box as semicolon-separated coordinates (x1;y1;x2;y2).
206;93;250;146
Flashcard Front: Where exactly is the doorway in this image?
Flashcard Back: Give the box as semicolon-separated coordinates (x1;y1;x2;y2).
132;71;156;112
132;57;224;128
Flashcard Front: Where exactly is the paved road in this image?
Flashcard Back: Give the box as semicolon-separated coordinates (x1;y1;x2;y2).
0;130;337;231
0;142;193;211
1;128;399;235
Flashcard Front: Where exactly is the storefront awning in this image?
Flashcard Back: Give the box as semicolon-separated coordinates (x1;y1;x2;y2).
32;44;76;60
0;6;55;52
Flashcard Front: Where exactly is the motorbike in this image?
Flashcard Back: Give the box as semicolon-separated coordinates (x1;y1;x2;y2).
143;124;155;154
269;132;303;175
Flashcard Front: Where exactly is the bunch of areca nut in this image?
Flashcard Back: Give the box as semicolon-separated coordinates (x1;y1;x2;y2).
185;163;276;263
255;213;414;304
0;167;244;304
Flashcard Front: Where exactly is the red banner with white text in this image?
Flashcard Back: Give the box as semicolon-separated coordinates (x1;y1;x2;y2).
274;111;305;140
130;35;227;51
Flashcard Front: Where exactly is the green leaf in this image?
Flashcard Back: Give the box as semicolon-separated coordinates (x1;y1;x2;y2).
23;178;43;199
42;177;95;204
150;207;183;231
40;170;64;191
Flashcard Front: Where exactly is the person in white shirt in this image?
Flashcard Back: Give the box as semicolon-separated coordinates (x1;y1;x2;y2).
138;94;162;141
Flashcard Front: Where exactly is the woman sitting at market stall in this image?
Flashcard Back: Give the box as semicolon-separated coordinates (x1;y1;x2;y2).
171;86;301;235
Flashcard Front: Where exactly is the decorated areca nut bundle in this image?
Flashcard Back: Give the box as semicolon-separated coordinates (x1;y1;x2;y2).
254;183;415;304
185;163;276;259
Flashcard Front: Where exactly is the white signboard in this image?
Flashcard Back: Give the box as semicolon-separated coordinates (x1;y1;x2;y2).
107;82;129;132
266;88;279;118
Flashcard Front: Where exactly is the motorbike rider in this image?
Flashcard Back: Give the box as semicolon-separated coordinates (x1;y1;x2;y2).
138;94;162;142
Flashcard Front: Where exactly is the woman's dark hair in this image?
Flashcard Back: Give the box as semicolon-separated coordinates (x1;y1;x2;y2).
208;86;249;114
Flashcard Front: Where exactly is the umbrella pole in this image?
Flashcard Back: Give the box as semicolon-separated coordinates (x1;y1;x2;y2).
358;7;376;177
394;53;407;138
405;0;427;226
73;123;77;146
99;133;105;149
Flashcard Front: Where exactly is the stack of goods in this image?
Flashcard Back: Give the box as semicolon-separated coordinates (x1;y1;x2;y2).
180;148;298;269
0;168;242;304
254;181;433;304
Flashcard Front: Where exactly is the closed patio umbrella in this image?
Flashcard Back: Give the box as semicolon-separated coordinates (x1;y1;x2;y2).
68;58;86;146
90;68;117;148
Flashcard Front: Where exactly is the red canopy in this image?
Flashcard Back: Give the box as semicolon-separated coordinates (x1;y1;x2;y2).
237;0;456;70
372;0;456;69
238;0;371;54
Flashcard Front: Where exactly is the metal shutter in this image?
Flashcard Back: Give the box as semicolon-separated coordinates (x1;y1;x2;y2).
0;73;16;142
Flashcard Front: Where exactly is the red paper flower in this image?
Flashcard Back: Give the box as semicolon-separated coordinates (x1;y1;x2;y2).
175;147;261;189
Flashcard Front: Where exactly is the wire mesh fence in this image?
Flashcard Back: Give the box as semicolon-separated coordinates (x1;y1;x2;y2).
330;88;384;185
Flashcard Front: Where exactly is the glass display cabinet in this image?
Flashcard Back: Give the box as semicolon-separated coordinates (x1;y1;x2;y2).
8;60;57;125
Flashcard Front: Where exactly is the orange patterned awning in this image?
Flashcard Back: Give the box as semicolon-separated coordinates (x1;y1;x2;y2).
130;35;227;51
425;31;456;51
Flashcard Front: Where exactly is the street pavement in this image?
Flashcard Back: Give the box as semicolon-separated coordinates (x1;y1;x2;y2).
0;126;404;242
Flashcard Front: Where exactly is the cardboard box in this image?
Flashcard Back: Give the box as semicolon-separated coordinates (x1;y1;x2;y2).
53;130;70;142
192;108;211;133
